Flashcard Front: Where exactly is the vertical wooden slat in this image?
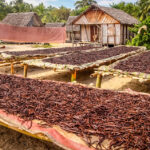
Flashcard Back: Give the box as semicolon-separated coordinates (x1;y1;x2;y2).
101;25;103;46
107;24;108;46
80;25;82;41
126;25;128;43
120;24;122;45
123;25;124;44
114;24;116;46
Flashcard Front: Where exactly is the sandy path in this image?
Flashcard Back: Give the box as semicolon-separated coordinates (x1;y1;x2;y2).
0;43;73;52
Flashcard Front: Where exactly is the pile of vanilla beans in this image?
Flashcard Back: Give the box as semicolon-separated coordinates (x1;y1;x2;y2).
0;74;149;150
43;46;139;65
3;45;96;56
115;51;150;74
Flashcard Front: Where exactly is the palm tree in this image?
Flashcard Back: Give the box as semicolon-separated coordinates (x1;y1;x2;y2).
75;0;97;9
137;0;150;20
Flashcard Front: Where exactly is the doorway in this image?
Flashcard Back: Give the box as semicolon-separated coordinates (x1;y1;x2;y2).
90;25;99;42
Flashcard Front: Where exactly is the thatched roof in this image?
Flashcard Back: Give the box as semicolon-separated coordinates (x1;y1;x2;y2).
1;12;44;27
72;4;139;25
66;16;80;32
45;23;65;27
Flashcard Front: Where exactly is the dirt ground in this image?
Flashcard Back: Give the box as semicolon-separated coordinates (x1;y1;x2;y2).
0;125;63;150
0;43;73;52
0;44;150;150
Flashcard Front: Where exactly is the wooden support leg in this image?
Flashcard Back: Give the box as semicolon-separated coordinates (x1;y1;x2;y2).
53;68;56;72
24;64;28;78
11;63;14;75
71;70;77;82
96;74;103;88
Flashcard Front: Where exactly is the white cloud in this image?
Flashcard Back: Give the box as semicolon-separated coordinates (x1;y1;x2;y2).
6;0;57;6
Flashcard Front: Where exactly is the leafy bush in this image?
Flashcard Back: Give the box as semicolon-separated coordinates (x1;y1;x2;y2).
128;16;150;49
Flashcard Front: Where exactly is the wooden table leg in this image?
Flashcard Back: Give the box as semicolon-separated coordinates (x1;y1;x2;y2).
24;64;28;78
96;74;103;88
53;68;56;72
71;70;77;82
11;63;14;75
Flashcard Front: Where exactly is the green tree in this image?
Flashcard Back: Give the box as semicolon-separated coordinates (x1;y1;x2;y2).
137;0;150;20
75;0;97;9
128;17;150;49
35;5;70;23
71;6;89;16
111;2;139;18
34;3;46;20
0;0;13;20
10;0;33;12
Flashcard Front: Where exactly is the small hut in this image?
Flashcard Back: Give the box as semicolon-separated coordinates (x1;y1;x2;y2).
1;12;44;27
45;23;65;28
70;4;139;46
66;16;80;42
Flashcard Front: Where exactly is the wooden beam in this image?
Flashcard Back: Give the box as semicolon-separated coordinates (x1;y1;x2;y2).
24;64;28;78
11;63;14;75
71;70;77;82
96;74;103;88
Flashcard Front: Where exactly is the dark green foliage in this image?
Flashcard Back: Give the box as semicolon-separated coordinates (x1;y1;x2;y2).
75;0;97;9
111;2;139;18
71;6;89;16
128;17;150;49
137;0;150;20
0;1;70;23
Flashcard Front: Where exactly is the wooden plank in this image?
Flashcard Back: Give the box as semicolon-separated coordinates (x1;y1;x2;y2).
114;24;116;46
107;24;115;45
102;24;107;45
107;24;108;46
115;24;121;45
123;25;125;44
101;25;103;46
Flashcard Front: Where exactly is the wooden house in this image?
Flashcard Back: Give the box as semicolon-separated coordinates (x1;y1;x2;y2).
1;12;44;27
70;4;139;46
66;16;80;42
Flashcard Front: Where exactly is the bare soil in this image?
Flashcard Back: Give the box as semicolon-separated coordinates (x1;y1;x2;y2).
0;125;63;150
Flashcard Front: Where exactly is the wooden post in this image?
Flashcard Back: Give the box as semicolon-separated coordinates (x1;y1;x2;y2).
96;74;103;88
24;64;28;78
11;63;14;74
71;70;77;82
53;68;56;72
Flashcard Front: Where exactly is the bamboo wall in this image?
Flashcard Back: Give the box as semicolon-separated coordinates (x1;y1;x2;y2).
81;25;91;42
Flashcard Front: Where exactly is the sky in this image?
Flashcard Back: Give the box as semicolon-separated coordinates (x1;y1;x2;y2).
6;0;137;9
